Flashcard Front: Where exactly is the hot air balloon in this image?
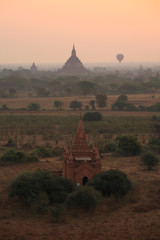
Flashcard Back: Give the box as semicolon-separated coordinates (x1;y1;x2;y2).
116;54;124;63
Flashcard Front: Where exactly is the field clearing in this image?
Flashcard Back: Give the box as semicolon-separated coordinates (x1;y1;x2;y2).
0;155;160;240
0;93;160;111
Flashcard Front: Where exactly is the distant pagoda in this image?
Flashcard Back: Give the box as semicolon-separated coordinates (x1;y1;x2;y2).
60;45;89;74
30;62;38;72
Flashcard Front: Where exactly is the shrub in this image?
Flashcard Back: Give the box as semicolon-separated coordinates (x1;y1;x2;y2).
45;175;75;204
0;149;38;163
66;186;101;210
0;149;26;163
116;135;142;156
8;170;75;207
0;104;9;110
8;171;43;205
141;152;159;170
35;146;53;158
83;112;103;122
87;169;131;199
28;102;40;111
8;170;74;207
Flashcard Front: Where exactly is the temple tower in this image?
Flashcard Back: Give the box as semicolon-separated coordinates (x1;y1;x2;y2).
63;116;101;185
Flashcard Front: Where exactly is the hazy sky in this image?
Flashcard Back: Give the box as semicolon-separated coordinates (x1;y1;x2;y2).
1;0;160;63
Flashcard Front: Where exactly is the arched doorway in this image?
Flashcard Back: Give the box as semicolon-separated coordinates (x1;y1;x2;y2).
82;176;88;185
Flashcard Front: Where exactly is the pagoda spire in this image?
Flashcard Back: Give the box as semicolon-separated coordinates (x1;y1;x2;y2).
73;115;88;146
71;44;76;56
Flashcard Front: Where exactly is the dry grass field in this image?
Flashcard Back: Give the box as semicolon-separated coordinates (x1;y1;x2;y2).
0;93;160;240
0;93;160;111
0;155;160;240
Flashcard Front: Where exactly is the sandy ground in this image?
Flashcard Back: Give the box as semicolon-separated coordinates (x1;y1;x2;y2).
0;154;160;240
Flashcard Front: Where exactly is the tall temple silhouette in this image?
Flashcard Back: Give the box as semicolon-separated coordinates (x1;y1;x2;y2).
63;115;101;185
60;45;89;74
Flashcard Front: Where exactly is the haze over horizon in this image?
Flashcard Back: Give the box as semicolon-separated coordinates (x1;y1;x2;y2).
1;0;160;64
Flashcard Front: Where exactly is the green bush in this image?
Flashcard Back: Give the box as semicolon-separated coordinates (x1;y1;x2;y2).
8;170;75;207
83;112;103;122
141;152;159;170
35;146;53;158
149;137;160;146
28;102;40;111
45;175;75;204
0;149;38;163
116;135;142;156
66;186;101;210
87;169;131;199
0;104;9;111
0;149;26;163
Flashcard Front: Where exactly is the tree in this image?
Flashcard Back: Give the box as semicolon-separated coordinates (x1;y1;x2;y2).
87;169;131;199
116;135;142;156
36;87;49;97
54;100;64;110
83;112;102;121
70;100;82;110
141;152;159;170
112;95;137;111
118;95;128;101
89;100;96;111
28;102;40;111
112;101;137;111
95;94;107;108
0;104;9;110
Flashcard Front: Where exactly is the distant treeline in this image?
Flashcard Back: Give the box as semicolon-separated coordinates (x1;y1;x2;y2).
0;66;160;97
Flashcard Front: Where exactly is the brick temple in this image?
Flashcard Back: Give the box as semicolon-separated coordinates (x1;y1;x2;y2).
62;116;102;185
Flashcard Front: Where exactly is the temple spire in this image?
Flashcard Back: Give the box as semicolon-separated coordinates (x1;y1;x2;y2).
71;44;76;56
74;115;88;146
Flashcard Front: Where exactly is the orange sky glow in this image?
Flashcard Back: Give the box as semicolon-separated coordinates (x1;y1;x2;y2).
0;0;160;63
